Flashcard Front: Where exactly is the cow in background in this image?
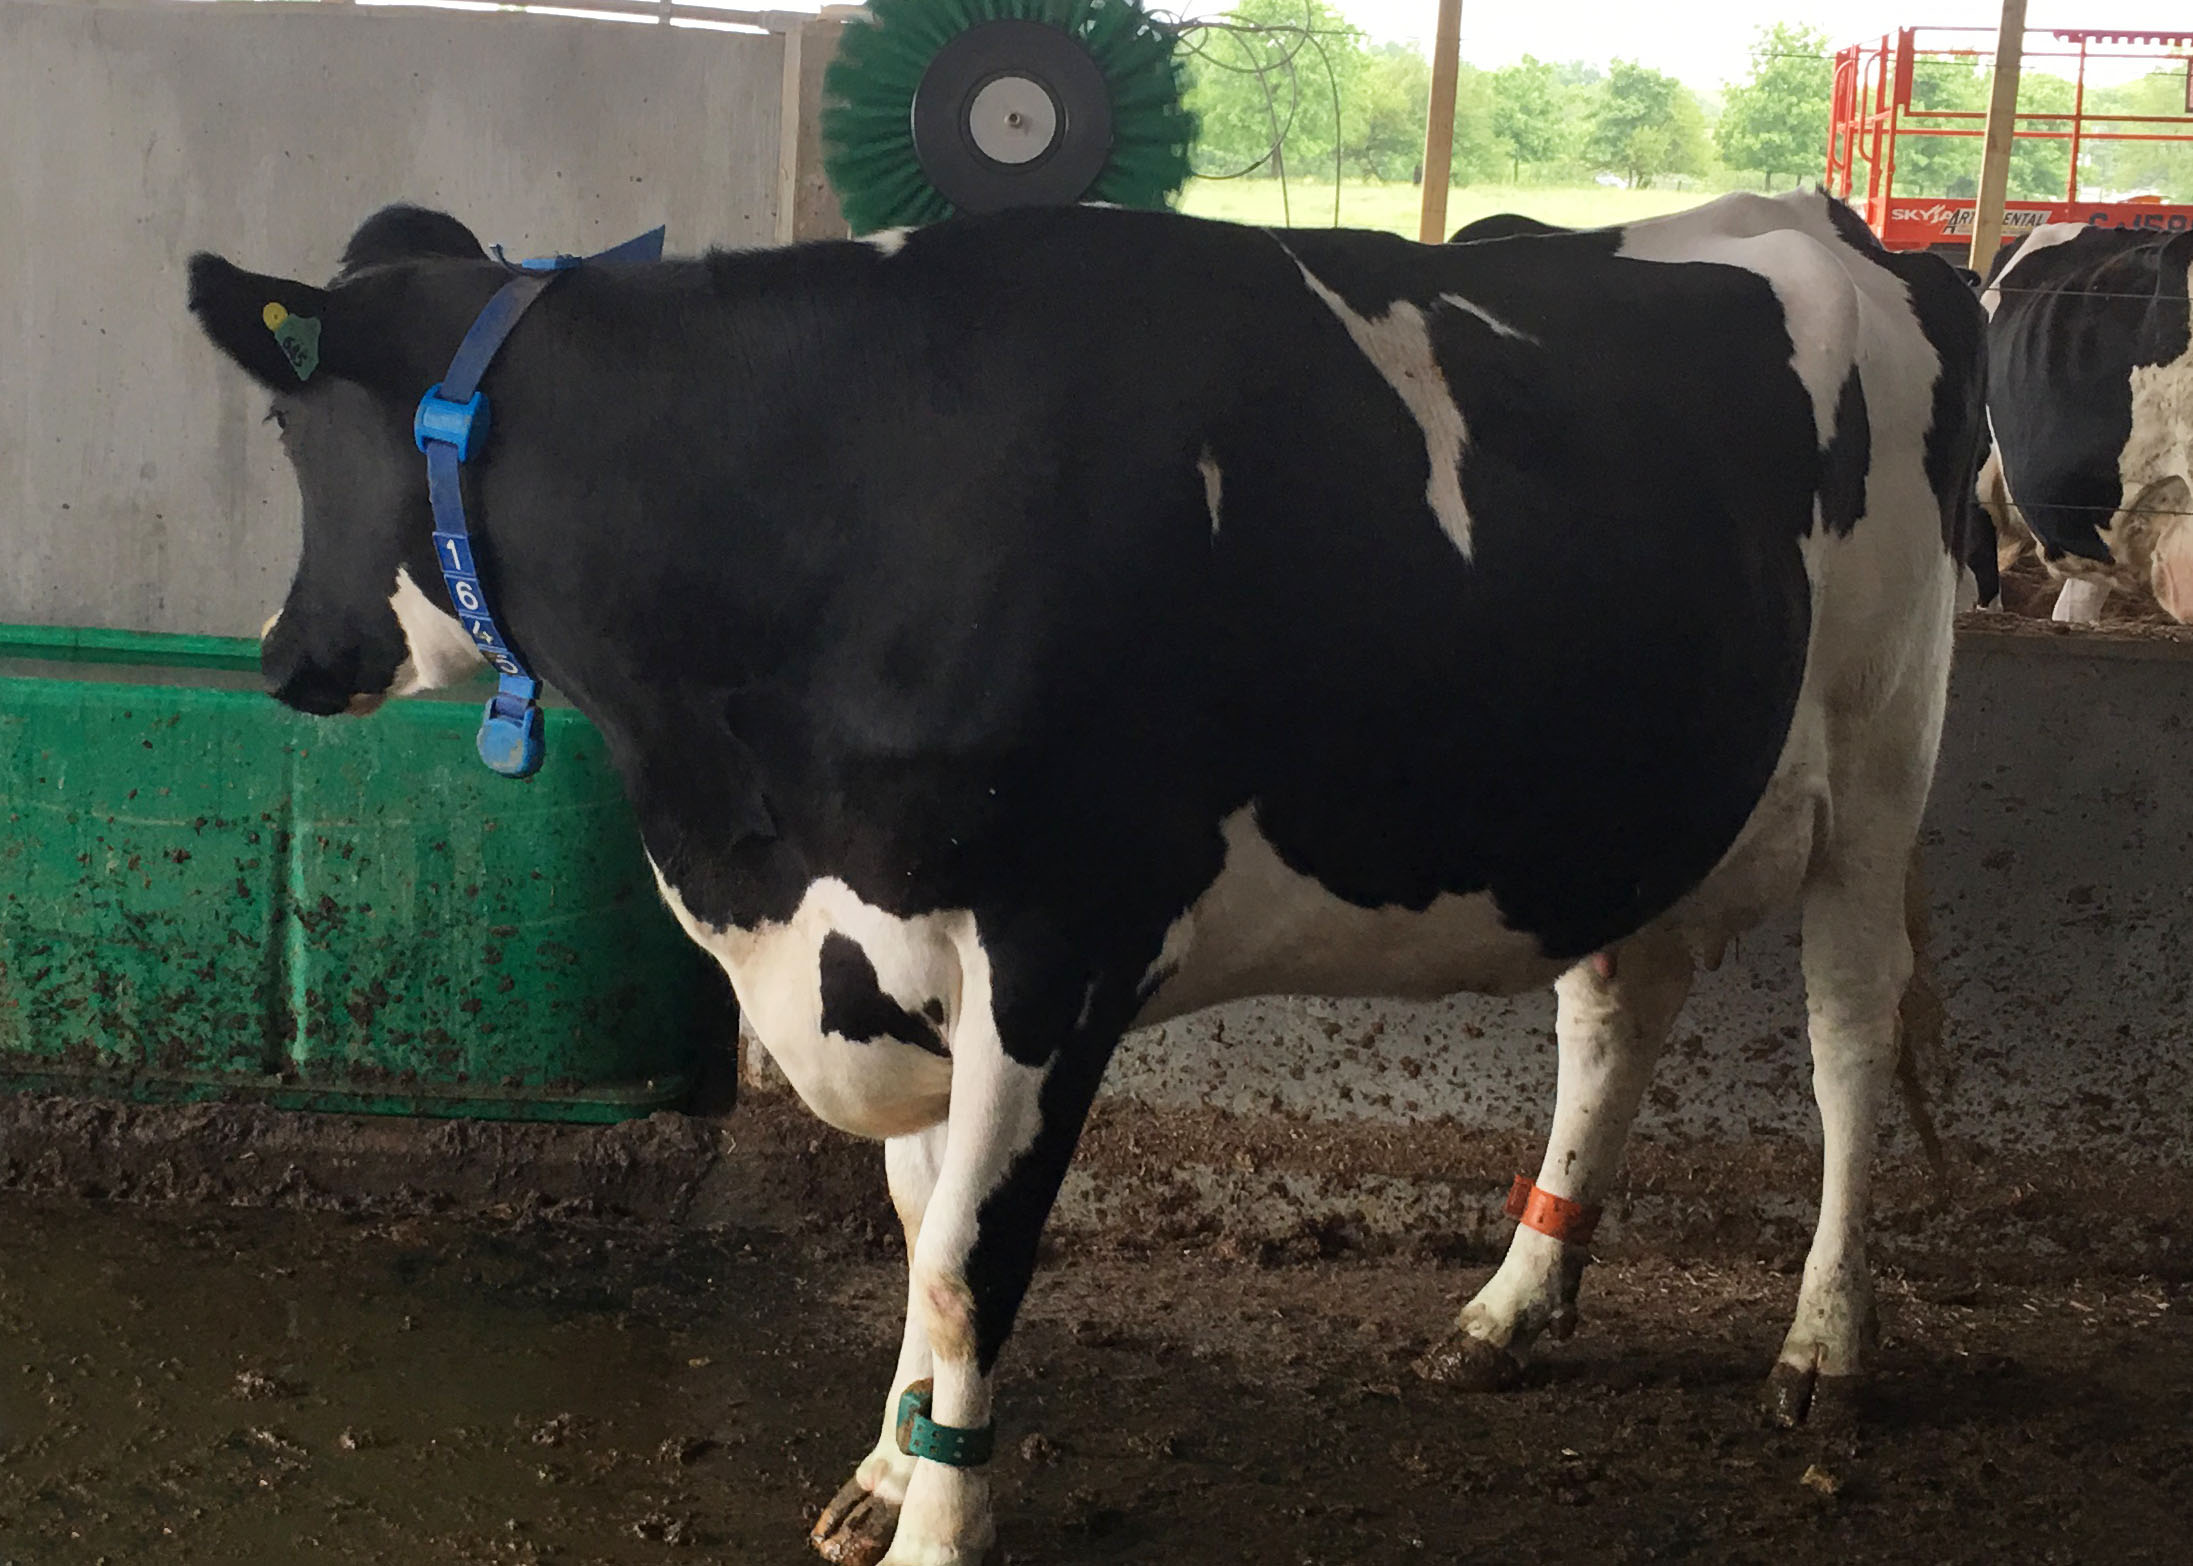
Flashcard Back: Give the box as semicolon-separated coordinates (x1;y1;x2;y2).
190;191;1983;1566
1979;224;2193;623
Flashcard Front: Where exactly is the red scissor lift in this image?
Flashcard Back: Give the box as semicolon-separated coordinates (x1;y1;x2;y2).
1826;26;2193;253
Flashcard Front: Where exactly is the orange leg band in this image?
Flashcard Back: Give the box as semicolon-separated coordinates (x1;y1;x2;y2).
1504;1174;1602;1246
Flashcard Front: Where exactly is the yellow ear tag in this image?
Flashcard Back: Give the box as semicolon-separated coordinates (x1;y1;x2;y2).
262;301;320;382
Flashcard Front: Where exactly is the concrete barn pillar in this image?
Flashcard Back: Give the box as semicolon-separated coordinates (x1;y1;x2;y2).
774;8;855;245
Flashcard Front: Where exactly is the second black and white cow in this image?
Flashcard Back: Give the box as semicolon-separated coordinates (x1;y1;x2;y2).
1979;224;2193;622
189;190;1983;1566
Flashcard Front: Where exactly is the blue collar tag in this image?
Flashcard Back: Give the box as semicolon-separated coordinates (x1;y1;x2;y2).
478;673;546;777
412;225;665;777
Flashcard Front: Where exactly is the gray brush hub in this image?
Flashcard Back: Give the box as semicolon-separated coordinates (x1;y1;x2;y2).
910;20;1116;214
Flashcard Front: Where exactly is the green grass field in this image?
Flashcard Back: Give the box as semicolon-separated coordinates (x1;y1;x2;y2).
1176;178;1728;236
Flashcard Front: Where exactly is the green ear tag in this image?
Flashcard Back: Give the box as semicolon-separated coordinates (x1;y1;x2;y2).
262;302;321;383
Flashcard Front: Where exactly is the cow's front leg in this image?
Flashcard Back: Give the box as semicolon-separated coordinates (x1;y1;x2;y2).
812;1126;947;1565
829;961;1114;1566
1419;927;1694;1388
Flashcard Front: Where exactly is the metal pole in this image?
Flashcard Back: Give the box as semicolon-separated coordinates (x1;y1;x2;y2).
1967;0;2028;273
1418;0;1464;242
2066;36;2088;203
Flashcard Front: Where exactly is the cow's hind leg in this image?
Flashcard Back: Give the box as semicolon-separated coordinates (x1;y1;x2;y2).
811;1126;947;1565
1767;646;1947;1424
1766;831;1915;1424
1419;926;1694;1388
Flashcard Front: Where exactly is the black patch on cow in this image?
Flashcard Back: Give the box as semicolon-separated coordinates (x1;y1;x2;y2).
252;379;436;711
964;1034;1110;1372
1820;192;1884;258
340;204;485;275
1449;213;1573;244
817;932;946;1056
962;933;1146;1370
1850;242;1991;585
1986;228;2193;566
1818;367;1871;537
1266;221;1812;952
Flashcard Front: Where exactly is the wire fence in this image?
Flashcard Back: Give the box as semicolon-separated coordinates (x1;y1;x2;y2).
1988;286;2191;301
1156;7;1353;227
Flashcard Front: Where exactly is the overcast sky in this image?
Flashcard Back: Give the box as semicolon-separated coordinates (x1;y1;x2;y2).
1166;3;2193;92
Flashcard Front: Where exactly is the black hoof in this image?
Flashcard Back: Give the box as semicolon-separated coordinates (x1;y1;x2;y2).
1764;1362;1863;1429
1414;1331;1525;1391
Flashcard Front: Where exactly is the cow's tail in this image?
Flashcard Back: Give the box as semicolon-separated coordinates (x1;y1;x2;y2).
1896;848;1949;1183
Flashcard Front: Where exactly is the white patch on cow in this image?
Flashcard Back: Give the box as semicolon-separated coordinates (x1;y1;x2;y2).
1437;292;1536;342
1979;222;2090;317
1196;447;1223;536
648;865;957;1138
1286;256;1478;558
865;228;911;257
1135;808;1558;1028
1616;194;1863;449
387;565;485;696
1980;406;2014;515
2119;261;2193;620
1134;906;1198;1005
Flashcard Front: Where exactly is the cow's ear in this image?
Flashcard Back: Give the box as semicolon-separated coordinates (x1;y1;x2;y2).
187;253;337;392
340;205;484;274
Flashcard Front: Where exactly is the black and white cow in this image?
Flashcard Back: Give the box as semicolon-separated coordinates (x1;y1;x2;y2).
1979;224;2193;622
189;190;1984;1566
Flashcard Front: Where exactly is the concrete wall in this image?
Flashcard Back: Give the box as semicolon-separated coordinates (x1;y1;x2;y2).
1109;621;2193;1165
0;0;784;637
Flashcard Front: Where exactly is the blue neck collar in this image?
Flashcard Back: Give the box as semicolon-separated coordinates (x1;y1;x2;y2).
410;226;665;777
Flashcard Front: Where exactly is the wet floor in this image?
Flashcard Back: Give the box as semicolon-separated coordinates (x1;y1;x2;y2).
0;1192;2187;1565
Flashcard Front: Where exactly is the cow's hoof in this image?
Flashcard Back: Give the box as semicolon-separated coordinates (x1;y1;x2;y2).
1413;1330;1524;1390
810;1478;899;1566
1764;1362;1863;1428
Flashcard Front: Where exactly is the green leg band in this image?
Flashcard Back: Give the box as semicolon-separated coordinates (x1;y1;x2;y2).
894;1380;995;1469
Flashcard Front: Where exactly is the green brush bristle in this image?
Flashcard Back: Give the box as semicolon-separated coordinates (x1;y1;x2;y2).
821;0;1197;236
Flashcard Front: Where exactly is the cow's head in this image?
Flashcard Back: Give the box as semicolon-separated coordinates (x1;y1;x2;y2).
188;207;493;714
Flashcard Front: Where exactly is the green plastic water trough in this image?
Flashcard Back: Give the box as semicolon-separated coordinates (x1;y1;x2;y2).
0;624;716;1122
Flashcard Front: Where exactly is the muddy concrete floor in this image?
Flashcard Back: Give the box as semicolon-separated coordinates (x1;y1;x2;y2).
1;1193;2187;1566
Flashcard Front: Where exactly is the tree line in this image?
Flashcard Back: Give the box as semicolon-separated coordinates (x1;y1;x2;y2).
1185;4;2193;198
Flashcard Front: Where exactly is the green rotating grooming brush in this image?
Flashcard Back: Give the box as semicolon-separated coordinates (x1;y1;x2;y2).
821;0;1197;235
